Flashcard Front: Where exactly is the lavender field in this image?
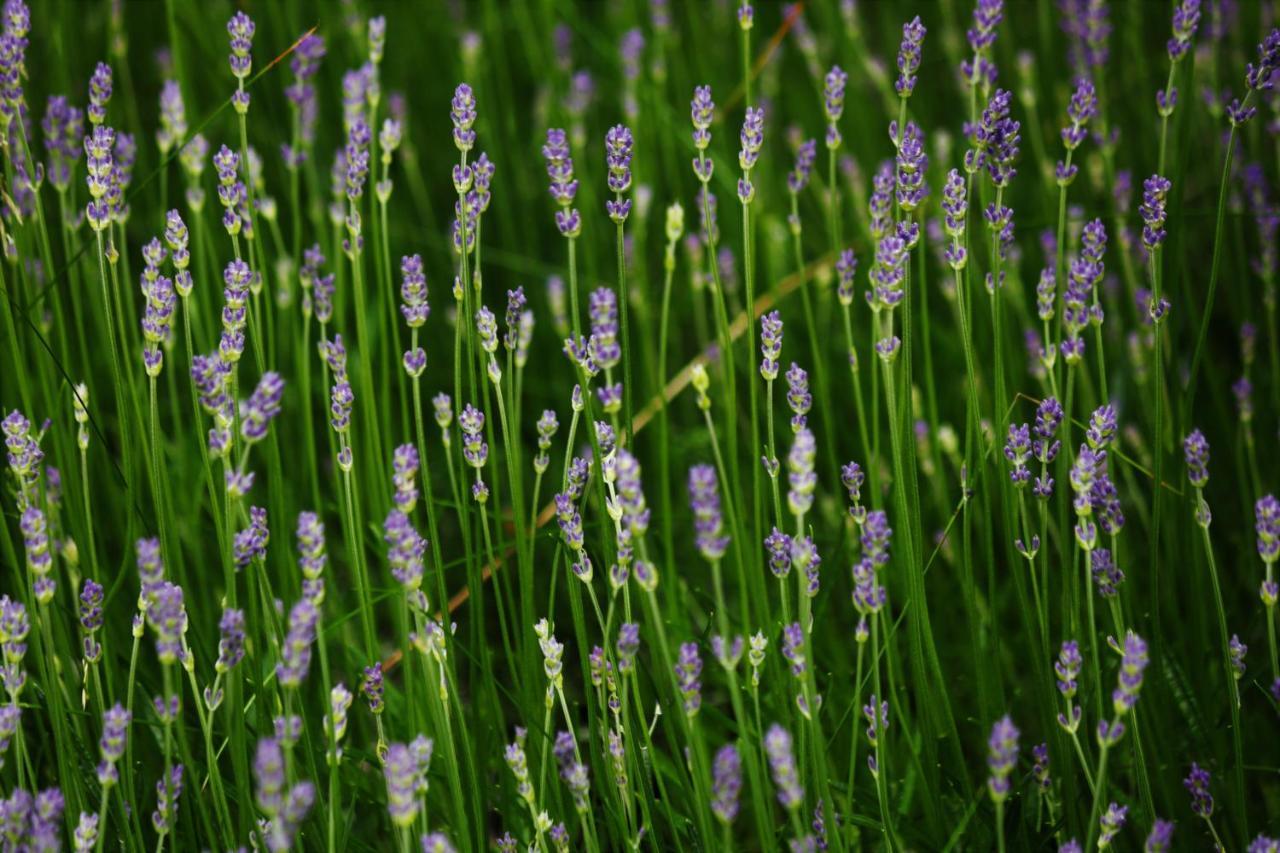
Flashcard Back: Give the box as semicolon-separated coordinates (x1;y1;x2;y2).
1;0;1279;849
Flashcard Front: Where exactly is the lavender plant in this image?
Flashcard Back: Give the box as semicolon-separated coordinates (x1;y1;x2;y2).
1;2;1279;851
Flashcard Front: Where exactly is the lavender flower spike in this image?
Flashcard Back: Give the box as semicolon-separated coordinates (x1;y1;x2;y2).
710;744;742;824
605;124;633;223
1184;762;1213;818
689;464;729;561
896;16;926;98
765;724;803;810
987;715;1019;803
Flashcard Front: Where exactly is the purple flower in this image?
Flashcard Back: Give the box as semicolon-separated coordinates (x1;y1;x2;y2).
1145;818;1175;852
1004;423;1031;485
543;128;580;236
1112;631;1149;717
760;310;783;380
1184;429;1209;487
966;0;1004;56
151;763;184;835
1140;175;1172;250
95;703;129;786
1090;548;1124;598
691;85;714;154
834;249;858;305
384;509;425;590
42;96;83;191
735;106;765;173
605;124;633;222
1229;634;1246;678
1184;762;1213;818
868;232;908;312
765;527;793;578
240;371;285;443
1055;639;1081;703
227;11;255;80
1167;0;1201;61
276;599;319;688
1243;29;1280;93
146;581;187;665
1099;802;1128;848
966;89;1019;188
361;664;385;714
254;737;286;817
711;744;742;824
617;623;640;673
385;742;419;827
19;507;51;600
788;139;817;194
79;579;103;659
675;642;702;716
785;363;811;431
986;715;1019;803
1060;78;1097;154
688;464;730;561
84;124;115;230
1257;495;1279;564
786;427;817;518
450;83;476;152
460;404;487;470
781;622;807;678
863;694;889;753
1033;743;1050;791
1234;376;1254;422
422;832;459;853
895;16;926;97
87;61;112;126
215;607;246;675
894;121;928;211
765;724;803;809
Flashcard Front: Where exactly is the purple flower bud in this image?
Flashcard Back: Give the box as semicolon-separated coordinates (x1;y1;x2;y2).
894;121;928;211
450;83;476;152
227;11;255;80
1099;802;1128;847
711;744;742;824
605;124;634;223
674;642;702;716
1229;634;1247;678
276;599;319;688
151;764;184;834
617;623;640;673
1145;818;1175;852
1004;423;1032;485
88;62;112;126
785;363;811;431
1055;639;1081;700
384;509;425;590
788;139;817;194
688;464;729;560
1243;29;1280;93
1111;631;1149;716
1140;175;1172;250
986;715;1019;802
198;607;234;680
765;527;793;578
1257;495;1279;564
691;85;714;152
362;663;385;714
1184;762;1213;818
765;724;803;809
384;742;419;827
895;16;927;97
